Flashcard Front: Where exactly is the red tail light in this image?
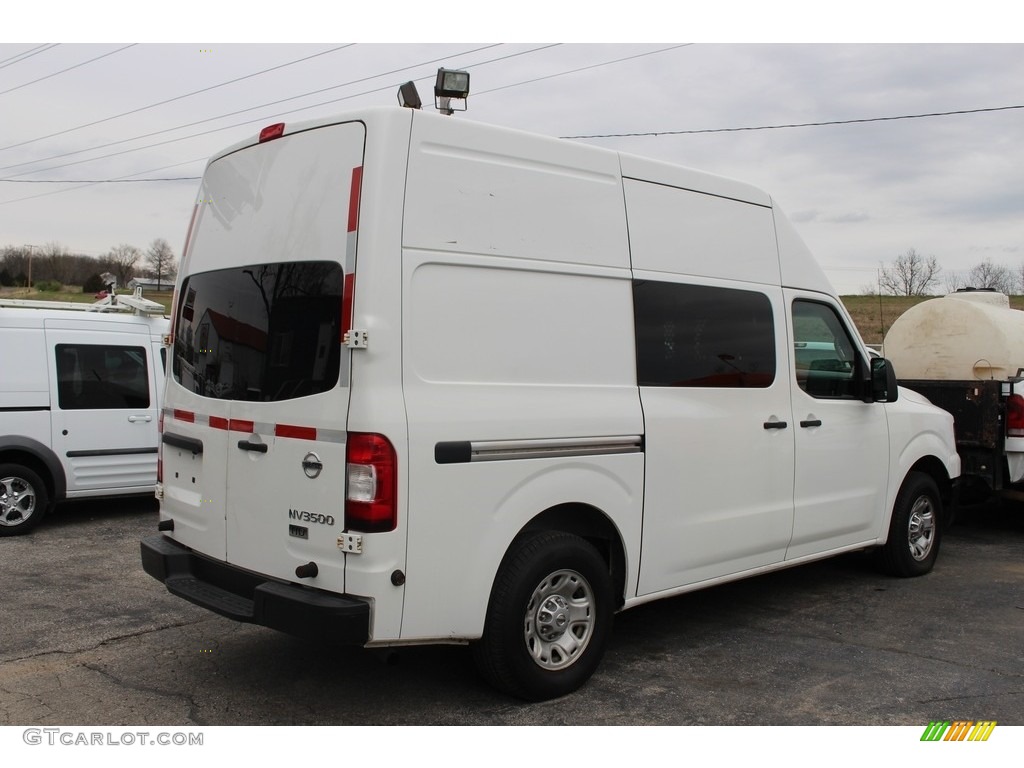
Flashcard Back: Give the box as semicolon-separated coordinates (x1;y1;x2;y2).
345;433;397;532
1007;394;1024;437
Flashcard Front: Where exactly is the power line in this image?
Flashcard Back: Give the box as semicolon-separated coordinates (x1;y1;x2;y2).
0;44;572;201
17;45;1003;196
0;156;207;207
0;44;136;97
0;43;59;71
0;43;506;176
0;44;355;154
0;45;574;198
562;104;1024;139
12;96;1024;190
475;44;692;97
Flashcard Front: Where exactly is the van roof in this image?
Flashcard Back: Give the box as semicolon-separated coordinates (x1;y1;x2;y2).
208;107;772;206
203;107;834;297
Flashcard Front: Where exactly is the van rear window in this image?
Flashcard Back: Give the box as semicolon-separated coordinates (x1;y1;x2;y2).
172;261;343;401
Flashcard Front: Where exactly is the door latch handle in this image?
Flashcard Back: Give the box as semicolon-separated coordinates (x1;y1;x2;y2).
237;440;268;453
800;419;823;428
763;420;788;430
128;415;152;423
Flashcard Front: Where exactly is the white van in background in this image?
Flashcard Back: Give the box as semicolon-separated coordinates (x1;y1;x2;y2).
0;297;168;535
142;107;960;700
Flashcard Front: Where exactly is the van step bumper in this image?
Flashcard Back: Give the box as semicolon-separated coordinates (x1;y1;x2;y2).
140;535;369;645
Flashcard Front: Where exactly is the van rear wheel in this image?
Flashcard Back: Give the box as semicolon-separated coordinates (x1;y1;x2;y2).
473;531;613;701
0;463;49;536
876;471;941;577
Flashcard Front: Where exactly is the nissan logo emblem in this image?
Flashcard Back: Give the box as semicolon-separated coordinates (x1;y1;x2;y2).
302;452;324;479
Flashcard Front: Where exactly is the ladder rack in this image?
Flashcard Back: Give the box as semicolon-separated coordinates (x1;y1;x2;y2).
0;286;167;316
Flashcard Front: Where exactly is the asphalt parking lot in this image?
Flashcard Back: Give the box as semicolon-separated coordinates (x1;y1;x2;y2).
1;496;1021;726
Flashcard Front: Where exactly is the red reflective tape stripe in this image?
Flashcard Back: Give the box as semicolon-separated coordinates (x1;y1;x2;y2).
209;416;229;430
342;272;355;339
173;409;195;423
229;419;255;433
348;166;362;233
275;424;317;441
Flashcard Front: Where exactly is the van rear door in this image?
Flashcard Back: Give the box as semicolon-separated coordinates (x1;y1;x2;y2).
162;121;365;592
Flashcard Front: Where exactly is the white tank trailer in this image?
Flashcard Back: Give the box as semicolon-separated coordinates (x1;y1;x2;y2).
885;289;1024;498
885;289;1024;381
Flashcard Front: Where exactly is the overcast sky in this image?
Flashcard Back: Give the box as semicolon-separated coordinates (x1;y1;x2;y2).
2;17;1022;295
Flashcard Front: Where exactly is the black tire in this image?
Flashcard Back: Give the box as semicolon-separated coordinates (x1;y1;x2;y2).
876;471;942;577
0;463;50;537
473;530;613;701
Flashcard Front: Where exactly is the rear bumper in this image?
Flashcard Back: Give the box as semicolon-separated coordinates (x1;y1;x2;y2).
140;535;370;645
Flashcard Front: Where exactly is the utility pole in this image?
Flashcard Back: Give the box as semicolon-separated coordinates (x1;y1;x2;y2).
25;244;37;289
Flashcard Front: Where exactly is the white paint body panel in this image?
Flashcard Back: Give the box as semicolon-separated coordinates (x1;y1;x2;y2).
162;107;960;646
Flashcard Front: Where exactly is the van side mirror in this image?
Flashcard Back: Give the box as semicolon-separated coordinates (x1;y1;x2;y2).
870;357;899;403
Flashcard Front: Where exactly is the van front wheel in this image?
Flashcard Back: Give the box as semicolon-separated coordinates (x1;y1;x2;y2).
877;471;941;577
474;531;613;701
0;463;49;536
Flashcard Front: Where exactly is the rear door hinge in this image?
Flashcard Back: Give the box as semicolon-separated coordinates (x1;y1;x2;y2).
344;329;368;349
337;533;363;554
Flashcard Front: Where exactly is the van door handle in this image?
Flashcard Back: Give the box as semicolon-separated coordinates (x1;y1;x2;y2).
128;415;152;423
800;419;823;428
763;420;788;430
237;440;268;453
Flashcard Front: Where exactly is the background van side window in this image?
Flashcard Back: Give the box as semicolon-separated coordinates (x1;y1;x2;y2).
791;300;861;399
55;344;150;410
633;281;776;388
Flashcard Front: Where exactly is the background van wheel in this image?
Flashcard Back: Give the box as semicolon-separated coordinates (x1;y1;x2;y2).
473;531;613;701
0;463;49;536
877;471;941;577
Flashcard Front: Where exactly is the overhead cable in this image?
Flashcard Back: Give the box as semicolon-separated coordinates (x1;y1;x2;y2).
0;43;507;176
562;104;1024;139
0;44;355;153
0;44;137;97
0;43;59;71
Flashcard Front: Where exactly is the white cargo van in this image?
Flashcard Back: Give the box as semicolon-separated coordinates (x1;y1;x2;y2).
142;107;960;700
1;299;169;535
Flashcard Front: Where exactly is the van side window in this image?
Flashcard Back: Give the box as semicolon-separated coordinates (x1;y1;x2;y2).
633;281;776;388
792;300;860;399
55;344;150;410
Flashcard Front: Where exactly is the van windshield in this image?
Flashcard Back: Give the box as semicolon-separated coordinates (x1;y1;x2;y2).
172;261;343;402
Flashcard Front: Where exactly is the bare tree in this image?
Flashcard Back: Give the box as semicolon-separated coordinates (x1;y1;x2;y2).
100;244;141;289
144;238;177;289
968;259;1015;295
41;242;77;285
944;272;967;293
877;248;941;296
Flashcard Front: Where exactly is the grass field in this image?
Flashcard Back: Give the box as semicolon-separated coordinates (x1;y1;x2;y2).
4;285;1022;350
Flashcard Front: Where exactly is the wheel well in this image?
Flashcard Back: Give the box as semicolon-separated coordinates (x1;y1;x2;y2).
518;504;627;608
908;455;955;526
0;449;57;503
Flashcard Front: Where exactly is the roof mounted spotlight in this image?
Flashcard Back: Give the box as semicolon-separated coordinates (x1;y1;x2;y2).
398;81;422;109
434;68;470;115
